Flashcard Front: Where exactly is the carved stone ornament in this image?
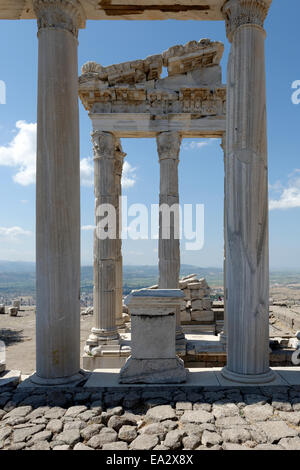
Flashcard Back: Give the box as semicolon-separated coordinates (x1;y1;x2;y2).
33;0;86;37
91;130;115;160
222;0;270;41
156;131;182;161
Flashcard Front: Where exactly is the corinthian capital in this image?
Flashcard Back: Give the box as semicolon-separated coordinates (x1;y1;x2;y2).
222;0;271;41
156;131;182;162
91;130;116;160
33;0;86;37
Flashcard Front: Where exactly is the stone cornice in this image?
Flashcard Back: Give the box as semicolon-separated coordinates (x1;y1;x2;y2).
156;131;182;161
79;82;226;118
222;0;271;41
33;0;86;37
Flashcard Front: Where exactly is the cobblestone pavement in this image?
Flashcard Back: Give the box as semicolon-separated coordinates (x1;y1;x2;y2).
1;385;300;450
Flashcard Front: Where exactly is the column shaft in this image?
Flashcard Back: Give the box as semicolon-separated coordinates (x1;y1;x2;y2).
156;131;184;343
34;0;85;381
222;0;274;383
115;144;125;327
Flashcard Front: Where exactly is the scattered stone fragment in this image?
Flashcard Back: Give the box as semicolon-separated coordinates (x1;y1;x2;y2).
130;434;159;450
118;425;138;443
44;407;66;420
180;410;213;424
46;419;63;434
202;430;222;447
73;442;93;450
145;405;176;423
221;427;251;444
279;437;300;450
30;441;51;451
13;425;45;443
243;404;274;422
182;434;201;449
54;429;81;446
102;441;129;450
65;406;87;418
164;429;186;449
212;403;239;419
176;402;192;411
253;421;298;443
140;423;166;441
80;423;103;441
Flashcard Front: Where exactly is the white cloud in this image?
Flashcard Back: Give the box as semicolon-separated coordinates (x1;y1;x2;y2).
269;170;300;210
81;225;95;231
0;120;37;186
80;157;94;187
122;161;137;189
0;121;137;189
182;138;218;151
0;226;32;239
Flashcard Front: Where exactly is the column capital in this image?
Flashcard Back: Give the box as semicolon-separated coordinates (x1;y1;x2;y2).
33;0;86;37
91;130;116;160
222;0;271;41
156;131;182;162
115;140;126;176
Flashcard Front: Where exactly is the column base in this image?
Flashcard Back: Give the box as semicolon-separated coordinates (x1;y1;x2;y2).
221;366;276;384
27;370;87;387
119;357;188;384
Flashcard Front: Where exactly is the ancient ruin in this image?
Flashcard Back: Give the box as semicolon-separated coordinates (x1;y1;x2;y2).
0;0;279;388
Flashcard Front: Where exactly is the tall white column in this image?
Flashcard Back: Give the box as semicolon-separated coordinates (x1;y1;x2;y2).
32;0;85;384
221;0;274;383
115;141;125;327
156;131;185;346
219;133;227;348
85;131;120;355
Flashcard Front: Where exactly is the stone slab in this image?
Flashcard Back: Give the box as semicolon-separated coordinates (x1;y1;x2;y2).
274;367;300;386
0;369;21;388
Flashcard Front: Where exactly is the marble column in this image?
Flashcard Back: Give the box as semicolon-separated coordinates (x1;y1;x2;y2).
156;131;185;346
115;141;126;327
32;0;85;384
221;0;274;383
219;133;227;348
85;131;120;355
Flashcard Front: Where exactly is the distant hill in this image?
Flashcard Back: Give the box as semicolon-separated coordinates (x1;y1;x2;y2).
0;261;300;297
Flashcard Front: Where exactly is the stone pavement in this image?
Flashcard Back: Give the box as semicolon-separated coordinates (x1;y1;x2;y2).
2;382;300;450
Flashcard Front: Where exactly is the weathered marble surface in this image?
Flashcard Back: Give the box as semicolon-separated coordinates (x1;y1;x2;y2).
120;289;187;383
222;0;273;383
34;1;82;381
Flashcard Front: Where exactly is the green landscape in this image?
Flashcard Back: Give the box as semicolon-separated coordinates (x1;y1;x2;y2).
0;261;300;298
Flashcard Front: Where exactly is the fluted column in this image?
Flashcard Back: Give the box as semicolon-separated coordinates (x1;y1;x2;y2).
219;133;227;348
221;0;274;383
85;131;120;355
33;0;85;384
156;131;185;345
115;141;126;327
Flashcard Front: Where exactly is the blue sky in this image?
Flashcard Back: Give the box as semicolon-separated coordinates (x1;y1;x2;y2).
0;0;300;269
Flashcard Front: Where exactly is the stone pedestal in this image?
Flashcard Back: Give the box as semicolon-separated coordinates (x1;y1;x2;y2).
33;0;85;383
120;289;188;384
221;0;275;384
156;131;186;350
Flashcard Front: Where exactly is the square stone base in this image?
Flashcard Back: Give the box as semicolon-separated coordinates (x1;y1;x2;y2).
82;354;128;371
119;357;188;384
